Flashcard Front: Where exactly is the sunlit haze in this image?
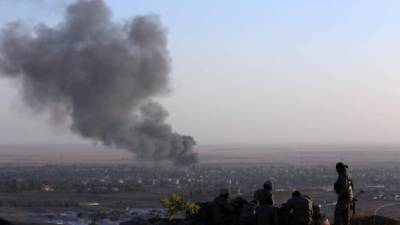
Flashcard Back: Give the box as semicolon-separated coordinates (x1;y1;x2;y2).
1;0;400;147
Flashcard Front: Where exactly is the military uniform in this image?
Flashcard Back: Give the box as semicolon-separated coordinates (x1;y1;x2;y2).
334;163;353;225
285;194;313;225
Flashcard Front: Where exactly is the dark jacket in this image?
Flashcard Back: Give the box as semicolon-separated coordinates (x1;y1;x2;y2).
211;195;232;225
255;204;278;225
254;189;273;205
240;202;257;225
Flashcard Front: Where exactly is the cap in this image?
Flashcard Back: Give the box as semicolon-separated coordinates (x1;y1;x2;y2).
336;162;348;170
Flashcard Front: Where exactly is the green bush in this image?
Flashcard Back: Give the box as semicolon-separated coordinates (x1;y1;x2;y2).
160;193;200;220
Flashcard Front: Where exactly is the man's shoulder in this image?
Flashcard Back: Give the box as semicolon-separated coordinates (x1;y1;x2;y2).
214;196;225;204
254;189;265;195
291;196;311;204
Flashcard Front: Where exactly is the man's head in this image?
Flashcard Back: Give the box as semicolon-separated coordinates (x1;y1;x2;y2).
263;180;273;190
219;188;230;198
292;190;301;198
336;162;348;173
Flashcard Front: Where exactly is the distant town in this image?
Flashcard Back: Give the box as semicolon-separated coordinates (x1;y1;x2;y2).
0;159;399;223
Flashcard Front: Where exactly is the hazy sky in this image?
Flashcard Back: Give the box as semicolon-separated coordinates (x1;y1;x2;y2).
1;0;400;146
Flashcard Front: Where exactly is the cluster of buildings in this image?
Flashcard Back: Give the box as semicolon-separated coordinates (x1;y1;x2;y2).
0;163;399;201
0;162;398;223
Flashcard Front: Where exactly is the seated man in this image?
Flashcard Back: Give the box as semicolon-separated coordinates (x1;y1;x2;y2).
255;198;278;225
285;191;313;225
211;188;233;225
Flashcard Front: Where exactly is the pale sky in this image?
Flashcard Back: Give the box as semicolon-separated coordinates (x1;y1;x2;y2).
1;0;400;146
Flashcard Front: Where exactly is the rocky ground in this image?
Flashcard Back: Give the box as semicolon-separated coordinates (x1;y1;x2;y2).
120;216;400;225
0;215;399;225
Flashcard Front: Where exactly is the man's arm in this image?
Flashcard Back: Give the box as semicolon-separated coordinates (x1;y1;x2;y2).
285;199;293;214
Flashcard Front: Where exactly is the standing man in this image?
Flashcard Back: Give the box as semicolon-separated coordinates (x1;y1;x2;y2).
334;162;354;225
254;180;274;205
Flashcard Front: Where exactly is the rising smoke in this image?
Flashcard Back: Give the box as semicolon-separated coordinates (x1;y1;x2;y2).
0;0;198;165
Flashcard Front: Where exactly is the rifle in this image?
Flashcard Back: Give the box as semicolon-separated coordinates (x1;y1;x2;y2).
351;190;365;216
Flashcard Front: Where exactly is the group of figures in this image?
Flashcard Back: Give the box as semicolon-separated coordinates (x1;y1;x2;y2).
187;162;354;225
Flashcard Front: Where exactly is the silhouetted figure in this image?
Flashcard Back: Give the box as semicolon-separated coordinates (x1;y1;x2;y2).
277;203;289;225
211;188;233;225
185;201;213;225
255;198;278;225
229;196;248;225
254;180;274;205
285;191;313;225
239;200;258;225
333;162;353;225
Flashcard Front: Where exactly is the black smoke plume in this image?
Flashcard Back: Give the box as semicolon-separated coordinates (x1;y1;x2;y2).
0;0;198;165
